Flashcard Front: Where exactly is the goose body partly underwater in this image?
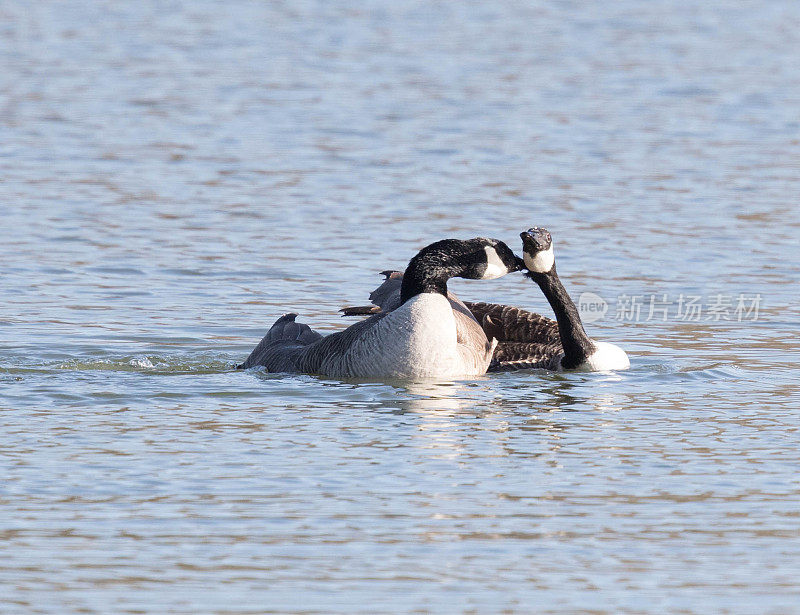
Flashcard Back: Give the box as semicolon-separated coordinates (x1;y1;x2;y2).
341;228;630;372
238;238;522;379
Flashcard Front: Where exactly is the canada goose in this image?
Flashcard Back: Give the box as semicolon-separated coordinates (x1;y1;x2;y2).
238;238;523;379
515;227;629;371
341;228;630;372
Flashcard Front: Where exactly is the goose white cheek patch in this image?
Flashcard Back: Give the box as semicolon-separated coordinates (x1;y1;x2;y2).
481;246;508;279
524;245;555;273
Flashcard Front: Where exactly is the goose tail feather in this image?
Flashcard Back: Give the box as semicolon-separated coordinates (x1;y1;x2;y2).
237;313;323;370
268;313;323;346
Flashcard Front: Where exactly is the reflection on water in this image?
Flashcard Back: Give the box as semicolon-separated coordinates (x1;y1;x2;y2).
401;381;469;414
2;0;800;612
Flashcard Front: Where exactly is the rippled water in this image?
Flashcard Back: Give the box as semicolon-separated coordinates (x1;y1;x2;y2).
2;1;800;613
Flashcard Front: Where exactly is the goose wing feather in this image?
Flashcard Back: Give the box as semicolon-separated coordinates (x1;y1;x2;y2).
462;301;560;345
450;295;497;374
489;341;563;372
368;270;403;312
340;270;403;316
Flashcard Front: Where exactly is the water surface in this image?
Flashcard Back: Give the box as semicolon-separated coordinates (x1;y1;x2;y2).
2;1;800;613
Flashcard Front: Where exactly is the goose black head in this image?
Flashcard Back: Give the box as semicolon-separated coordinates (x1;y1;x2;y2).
460;237;523;280
520;227;555;273
400;237;523;303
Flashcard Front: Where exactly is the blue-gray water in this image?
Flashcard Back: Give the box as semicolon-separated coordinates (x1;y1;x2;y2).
2;1;800;613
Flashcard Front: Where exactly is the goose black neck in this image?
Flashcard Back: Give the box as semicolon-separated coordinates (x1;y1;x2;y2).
400;245;464;303
528;268;595;369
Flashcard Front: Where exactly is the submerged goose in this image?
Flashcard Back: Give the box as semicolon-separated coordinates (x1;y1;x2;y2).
342;228;629;372
238;238;522;379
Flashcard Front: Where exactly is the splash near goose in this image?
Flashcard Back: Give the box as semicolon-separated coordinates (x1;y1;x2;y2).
341;228;630;373
238;238;522;379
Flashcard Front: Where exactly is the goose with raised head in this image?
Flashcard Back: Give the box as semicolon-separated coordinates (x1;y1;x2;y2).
515;227;629;371
341;228;630;372
238;238;523;379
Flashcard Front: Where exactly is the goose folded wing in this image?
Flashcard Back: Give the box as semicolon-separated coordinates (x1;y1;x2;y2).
339;270;403;316
489;340;563;372
462;301;560;345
